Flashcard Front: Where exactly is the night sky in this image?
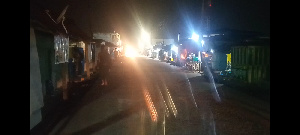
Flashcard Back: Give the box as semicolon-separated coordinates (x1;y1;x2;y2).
31;0;270;46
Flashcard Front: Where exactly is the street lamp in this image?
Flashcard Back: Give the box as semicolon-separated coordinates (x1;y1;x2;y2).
191;33;199;42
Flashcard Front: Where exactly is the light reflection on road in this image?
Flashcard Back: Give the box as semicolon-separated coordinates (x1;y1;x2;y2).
143;89;158;122
125;57;218;134
184;73;199;108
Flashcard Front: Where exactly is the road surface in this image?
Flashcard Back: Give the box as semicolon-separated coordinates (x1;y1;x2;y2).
49;56;270;135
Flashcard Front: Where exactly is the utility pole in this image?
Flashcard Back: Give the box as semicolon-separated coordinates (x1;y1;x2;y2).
201;0;212;33
199;0;212;73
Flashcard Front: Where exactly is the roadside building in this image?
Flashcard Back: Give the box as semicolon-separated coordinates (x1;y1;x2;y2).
30;1;92;130
231;37;270;85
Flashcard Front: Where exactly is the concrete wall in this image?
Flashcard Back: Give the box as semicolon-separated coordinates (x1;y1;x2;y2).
35;30;55;96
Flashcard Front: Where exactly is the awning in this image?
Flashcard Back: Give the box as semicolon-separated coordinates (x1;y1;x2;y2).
92;39;105;45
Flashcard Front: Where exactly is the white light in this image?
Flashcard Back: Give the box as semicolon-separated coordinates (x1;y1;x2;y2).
125;46;137;57
141;29;151;50
211;49;214;53
191;33;199;42
141;30;150;41
171;46;178;54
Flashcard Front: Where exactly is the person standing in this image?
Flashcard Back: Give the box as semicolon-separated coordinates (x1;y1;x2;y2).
97;45;112;85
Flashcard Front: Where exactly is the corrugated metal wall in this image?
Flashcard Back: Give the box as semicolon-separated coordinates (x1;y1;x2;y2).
232;45;270;84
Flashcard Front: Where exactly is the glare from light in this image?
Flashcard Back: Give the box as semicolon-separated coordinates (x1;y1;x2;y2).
141;29;150;41
138;39;143;50
191;33;199;42
140;29;152;51
201;40;204;47
125;46;137;57
210;49;214;53
171;45;178;54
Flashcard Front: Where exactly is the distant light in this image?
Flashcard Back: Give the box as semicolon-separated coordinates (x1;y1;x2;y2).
211;49;214;53
210;34;220;36
209;4;211;7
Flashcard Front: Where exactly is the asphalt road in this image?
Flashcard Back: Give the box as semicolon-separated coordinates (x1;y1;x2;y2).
48;56;270;135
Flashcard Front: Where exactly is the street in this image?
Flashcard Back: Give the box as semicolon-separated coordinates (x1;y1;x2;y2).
48;56;270;135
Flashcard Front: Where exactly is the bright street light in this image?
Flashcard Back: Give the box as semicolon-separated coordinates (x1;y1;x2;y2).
125;46;138;57
191;33;199;42
141;29;150;41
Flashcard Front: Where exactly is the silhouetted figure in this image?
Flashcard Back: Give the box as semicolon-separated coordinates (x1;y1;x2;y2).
97;45;112;85
113;47;119;62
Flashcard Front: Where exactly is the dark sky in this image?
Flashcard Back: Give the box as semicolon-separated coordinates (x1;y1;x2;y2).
31;0;270;46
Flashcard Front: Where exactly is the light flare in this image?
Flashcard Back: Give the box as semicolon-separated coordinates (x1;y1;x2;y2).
125;46;138;57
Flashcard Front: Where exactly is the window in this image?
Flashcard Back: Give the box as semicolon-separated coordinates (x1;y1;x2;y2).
54;35;69;64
